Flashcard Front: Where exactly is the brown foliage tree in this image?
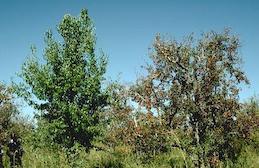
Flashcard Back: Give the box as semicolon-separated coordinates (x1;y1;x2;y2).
130;30;251;166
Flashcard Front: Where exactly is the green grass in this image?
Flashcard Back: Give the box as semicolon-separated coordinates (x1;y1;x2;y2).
2;144;258;168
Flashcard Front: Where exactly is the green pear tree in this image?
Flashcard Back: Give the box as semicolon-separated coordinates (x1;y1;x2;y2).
15;9;108;148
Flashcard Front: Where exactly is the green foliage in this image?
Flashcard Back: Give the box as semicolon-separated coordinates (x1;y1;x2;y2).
15;9;108;148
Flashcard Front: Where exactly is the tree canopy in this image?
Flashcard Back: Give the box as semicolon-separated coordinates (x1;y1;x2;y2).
15;9;108;148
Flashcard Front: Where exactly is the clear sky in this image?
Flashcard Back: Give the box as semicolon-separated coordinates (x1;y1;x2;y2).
0;0;259;116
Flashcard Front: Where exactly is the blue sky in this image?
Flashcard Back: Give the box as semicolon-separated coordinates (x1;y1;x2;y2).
0;0;259;116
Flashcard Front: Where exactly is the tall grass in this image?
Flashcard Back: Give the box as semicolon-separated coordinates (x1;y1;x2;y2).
2;143;258;167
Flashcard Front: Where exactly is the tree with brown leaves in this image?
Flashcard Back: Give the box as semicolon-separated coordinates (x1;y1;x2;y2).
130;30;251;167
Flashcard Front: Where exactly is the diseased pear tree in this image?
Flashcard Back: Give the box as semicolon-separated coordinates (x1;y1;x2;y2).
130;30;251;167
15;9;108;148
